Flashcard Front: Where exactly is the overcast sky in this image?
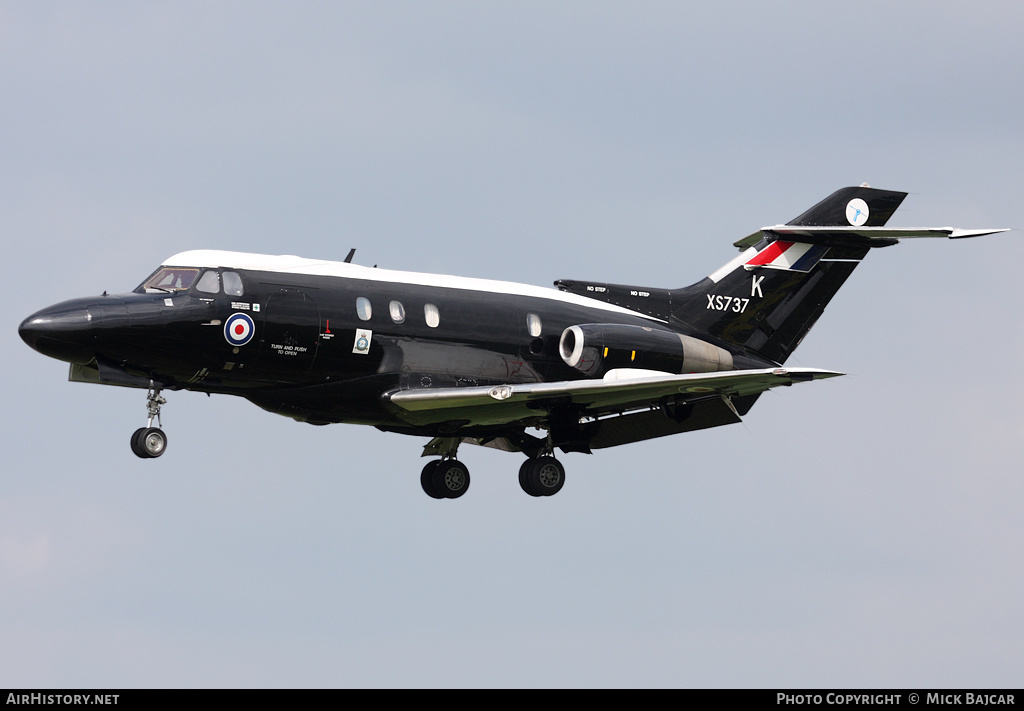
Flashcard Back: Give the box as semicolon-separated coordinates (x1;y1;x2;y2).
2;1;1022;688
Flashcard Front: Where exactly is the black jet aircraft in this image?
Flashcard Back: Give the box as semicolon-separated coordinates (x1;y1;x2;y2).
19;186;1006;499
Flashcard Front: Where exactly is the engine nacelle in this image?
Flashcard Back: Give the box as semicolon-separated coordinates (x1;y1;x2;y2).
558;323;734;377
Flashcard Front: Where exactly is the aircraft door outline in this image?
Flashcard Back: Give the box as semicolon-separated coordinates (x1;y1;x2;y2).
254;288;321;377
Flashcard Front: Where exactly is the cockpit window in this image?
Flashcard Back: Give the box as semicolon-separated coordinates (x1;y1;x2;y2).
196;270;220;294
142;267;200;293
223;271;244;296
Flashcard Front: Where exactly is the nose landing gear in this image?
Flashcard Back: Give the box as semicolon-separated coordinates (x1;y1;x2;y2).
130;385;168;459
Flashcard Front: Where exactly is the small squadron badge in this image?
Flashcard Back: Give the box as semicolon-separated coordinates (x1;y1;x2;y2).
352;328;372;355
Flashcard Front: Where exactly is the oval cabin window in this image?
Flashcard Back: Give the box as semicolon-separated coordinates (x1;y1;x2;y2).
527;313;542;338
424;303;440;328
389;300;406;324
356;297;372;321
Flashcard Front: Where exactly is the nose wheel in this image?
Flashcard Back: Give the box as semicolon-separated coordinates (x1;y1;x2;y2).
131;386;168;459
131;426;167;458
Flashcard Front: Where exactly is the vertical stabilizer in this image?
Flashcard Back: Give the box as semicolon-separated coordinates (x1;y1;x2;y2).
670;187;907;364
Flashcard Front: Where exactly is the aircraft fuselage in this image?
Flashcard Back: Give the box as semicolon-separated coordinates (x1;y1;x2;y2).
20;251;740;433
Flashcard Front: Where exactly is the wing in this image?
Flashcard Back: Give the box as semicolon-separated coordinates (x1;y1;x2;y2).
384;366;841;430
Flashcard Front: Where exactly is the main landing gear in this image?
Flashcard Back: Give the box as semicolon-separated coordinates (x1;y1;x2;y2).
518;456;565;497
420;459;471;499
419;436;471;498
418;437;566;499
130;385;168;459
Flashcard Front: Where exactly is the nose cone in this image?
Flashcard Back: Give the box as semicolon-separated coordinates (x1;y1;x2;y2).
19;299;99;365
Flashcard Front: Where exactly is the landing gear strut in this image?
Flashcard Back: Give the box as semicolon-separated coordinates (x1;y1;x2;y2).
130;385;167;459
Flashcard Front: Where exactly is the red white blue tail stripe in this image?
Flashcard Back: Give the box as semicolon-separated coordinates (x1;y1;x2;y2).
743;241;827;272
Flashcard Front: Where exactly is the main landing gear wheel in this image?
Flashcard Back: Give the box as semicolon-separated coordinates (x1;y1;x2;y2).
130;427;167;459
433;459;470;499
420;460;445;499
519;456;565;497
421;459;471;499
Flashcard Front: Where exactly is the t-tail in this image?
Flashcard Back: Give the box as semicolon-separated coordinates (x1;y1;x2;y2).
669;186;1007;365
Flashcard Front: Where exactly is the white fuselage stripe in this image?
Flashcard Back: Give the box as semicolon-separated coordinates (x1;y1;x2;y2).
163;250;665;322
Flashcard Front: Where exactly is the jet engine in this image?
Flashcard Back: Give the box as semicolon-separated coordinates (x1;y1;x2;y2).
558;323;734;377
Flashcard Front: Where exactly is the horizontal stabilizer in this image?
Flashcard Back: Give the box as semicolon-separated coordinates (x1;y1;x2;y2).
760;225;1009;246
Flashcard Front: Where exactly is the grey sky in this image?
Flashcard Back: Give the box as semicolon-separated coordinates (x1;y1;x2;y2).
2;2;1022;687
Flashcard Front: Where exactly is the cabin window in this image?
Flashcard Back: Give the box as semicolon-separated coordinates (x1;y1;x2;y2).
424;303;440;328
356;296;372;321
527;313;542;337
142;267;199;292
389;300;406;324
223;271;244;296
195;270;220;294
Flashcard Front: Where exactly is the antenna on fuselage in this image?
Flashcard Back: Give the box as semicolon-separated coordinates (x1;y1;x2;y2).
344;248;356;263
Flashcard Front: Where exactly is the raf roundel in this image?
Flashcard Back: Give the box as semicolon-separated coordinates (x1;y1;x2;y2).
224;312;255;347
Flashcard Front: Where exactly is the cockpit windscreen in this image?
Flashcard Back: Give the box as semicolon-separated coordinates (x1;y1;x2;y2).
140;267;200;293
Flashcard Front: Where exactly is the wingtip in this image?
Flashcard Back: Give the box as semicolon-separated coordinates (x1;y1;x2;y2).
768;367;843;383
948;228;1011;239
